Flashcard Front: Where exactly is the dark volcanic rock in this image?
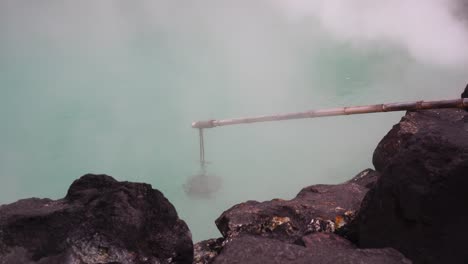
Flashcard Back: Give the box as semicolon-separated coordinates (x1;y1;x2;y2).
346;168;380;189
215;178;371;244
355;109;468;263
211;234;411;264
193;238;224;264
462;83;468;98
301;233;411;264
0;174;193;264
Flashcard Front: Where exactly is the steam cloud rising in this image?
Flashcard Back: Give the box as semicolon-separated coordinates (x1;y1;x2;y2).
0;0;467;240
275;0;468;66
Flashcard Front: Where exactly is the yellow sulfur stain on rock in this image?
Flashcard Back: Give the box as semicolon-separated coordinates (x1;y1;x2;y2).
335;215;346;228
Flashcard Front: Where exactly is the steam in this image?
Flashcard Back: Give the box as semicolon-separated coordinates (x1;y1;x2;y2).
2;0;467;67
274;0;468;66
0;0;467;240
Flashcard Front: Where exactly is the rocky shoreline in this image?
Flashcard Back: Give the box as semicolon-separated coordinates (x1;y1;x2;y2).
1;89;468;263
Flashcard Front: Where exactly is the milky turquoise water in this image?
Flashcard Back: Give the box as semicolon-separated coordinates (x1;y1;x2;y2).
0;1;466;241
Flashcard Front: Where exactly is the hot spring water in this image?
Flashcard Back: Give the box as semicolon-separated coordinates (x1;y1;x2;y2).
1;1;467;241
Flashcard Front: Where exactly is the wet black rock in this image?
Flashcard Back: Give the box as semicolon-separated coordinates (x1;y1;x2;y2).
0;174;193;264
211;234;410;264
355;109;468;263
215;172;374;244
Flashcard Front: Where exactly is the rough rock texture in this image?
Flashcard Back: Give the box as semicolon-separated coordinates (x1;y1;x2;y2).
0;174;193;264
346;168;380;189
196;169;384;264
211;234;411;264
355;109;468;263
193;238;224;264
215;180;369;244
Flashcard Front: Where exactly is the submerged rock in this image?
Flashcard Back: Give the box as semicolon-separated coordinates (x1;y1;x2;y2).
211;234;410;264
215;169;375;243
0;174;193;264
354;108;468;263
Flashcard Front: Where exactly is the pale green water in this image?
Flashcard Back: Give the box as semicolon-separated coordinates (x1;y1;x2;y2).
0;1;466;241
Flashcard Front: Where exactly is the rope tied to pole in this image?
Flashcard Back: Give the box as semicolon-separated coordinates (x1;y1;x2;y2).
199;128;205;169
191;97;468;169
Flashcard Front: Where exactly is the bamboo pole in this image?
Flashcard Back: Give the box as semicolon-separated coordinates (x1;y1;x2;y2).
192;98;468;129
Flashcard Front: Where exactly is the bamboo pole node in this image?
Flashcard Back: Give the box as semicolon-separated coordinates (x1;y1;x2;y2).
191;97;468;168
192;98;468;129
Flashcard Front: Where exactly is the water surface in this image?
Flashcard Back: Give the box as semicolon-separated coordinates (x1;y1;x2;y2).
0;1;466;241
